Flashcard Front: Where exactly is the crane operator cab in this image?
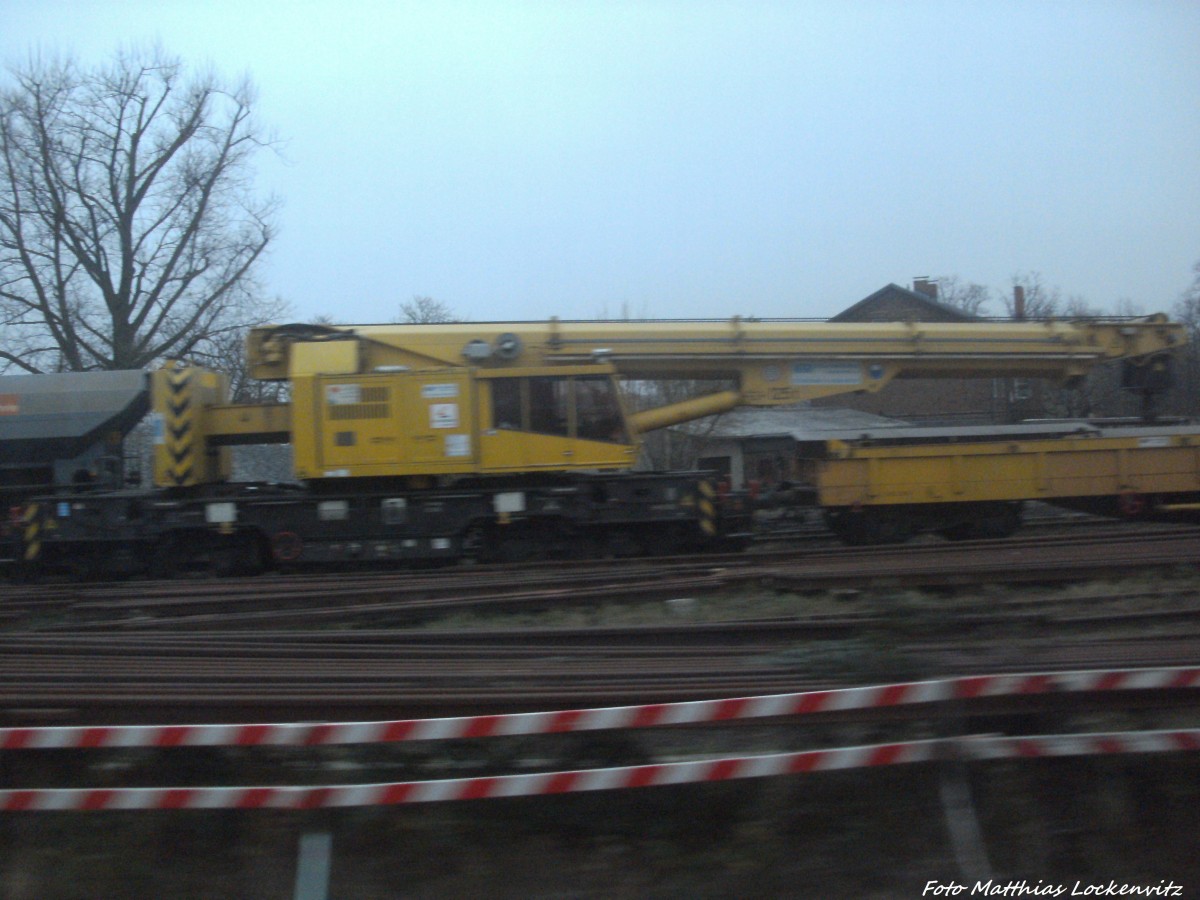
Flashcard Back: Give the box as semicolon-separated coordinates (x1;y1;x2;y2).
481;369;633;473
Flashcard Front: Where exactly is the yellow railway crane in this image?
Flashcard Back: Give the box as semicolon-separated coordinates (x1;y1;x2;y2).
15;313;1186;576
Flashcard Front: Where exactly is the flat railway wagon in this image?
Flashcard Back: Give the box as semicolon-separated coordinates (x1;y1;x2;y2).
3;313;1188;577
805;421;1200;544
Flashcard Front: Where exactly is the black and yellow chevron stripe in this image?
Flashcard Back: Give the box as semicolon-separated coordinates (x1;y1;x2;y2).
697;479;717;536
22;503;42;562
163;366;196;486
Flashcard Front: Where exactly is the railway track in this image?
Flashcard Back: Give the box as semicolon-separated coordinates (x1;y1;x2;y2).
2;599;1199;721
1;521;1197;727
5;522;1199;628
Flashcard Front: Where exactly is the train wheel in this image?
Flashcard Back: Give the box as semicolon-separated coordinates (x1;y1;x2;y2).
936;522;974;541
151;531;261;578
484;519;573;562
826;509;913;545
939;503;1022;540
1117;493;1148;518
860;512;914;545
972;503;1022;539
605;531;641;557
495;531;542;563
824;510;867;545
149;532;213;577
212;534;267;577
148;535;184;578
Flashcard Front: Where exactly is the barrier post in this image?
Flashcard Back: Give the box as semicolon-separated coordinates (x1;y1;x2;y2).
293;831;333;900
936;744;992;882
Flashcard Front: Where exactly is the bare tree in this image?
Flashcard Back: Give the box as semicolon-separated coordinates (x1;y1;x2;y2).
934;275;992;317
1062;294;1103;317
398;295;458;324
0;46;280;373
1174;260;1200;335
1170;259;1200;417
191;317;290;404
595;299;650;320
1003;272;1063;319
630;377;731;471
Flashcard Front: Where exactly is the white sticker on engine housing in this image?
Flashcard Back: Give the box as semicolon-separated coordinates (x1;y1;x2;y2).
325;384;362;405
430;403;459;429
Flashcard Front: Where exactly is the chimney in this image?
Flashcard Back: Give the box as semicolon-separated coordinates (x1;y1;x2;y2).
1014;285;1026;320
913;277;938;301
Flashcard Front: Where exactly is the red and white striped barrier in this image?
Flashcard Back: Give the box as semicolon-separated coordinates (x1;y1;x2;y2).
2;666;1196;752
2;729;1196;812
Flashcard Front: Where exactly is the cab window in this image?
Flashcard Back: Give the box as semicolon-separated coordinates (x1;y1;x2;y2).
490;375;627;443
575;376;627;443
492;378;523;430
528;377;570;437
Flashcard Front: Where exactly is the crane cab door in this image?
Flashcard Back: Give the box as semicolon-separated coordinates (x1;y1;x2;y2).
401;373;475;468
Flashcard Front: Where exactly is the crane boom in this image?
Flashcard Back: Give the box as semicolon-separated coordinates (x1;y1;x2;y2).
248;315;1181;384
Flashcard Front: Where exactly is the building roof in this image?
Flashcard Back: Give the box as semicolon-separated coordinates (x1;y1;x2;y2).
682;405;902;442
828;283;977;323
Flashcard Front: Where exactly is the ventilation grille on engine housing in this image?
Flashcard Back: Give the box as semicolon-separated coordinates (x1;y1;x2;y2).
327;386;390;420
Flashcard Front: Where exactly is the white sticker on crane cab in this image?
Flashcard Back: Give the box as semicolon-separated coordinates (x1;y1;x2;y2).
421;383;459;399
445;434;471;457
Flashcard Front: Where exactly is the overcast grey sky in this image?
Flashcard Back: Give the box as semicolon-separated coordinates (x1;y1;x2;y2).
3;0;1198;323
